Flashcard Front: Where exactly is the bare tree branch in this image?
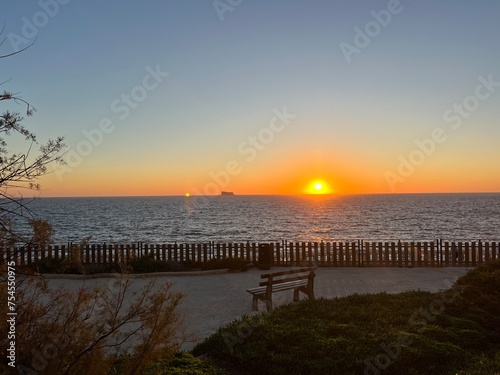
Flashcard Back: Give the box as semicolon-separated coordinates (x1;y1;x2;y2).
0;29;65;264
0;38;37;59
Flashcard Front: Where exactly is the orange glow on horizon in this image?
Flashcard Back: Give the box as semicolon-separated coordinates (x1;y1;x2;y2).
35;145;500;197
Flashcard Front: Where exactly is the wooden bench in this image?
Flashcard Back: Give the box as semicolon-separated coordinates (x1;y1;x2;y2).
246;267;316;312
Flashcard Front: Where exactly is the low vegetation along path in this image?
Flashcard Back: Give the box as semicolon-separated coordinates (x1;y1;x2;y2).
43;266;468;350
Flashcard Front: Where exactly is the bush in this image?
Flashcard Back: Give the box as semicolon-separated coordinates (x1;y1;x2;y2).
30;219;54;250
129;253;185;273
30;261;121;275
30;256;85;274
31;257;65;274
144;352;225;375
30;240;88;274
454;260;500;313
457;352;500;375
84;263;120;274
193;261;500;375
448;260;500;342
0;273;185;374
201;258;249;272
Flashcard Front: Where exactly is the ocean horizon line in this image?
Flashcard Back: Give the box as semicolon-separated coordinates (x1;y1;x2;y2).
35;191;500;199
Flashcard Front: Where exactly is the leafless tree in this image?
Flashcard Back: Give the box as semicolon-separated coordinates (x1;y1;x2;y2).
0;25;65;263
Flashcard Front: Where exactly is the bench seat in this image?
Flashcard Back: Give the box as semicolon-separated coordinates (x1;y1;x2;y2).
246;267;316;312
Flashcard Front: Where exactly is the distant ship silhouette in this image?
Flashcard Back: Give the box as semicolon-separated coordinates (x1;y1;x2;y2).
220;191;235;196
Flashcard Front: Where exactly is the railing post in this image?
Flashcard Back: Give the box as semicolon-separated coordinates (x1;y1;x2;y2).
404;242;409;268
458;242;463;266
437;239;441;268
320;241;325;267
464;241;470;266
358;240;364;267
471;241;477;266
391;241;396;267
276;242;281;266
353;241;357;267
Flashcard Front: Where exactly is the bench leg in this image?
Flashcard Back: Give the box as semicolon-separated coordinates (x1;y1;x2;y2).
264;298;273;312
294;287;314;301
252;296;258;311
308;286;315;300
252;295;274;312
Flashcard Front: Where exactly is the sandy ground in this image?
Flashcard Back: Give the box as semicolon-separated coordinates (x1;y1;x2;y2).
43;266;470;350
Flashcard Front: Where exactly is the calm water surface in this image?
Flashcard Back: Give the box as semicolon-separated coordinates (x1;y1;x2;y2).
14;193;500;243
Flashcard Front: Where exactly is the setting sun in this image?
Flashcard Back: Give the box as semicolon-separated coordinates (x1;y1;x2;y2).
305;180;333;194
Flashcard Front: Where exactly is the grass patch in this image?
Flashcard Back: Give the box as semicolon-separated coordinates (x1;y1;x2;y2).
193;261;500;375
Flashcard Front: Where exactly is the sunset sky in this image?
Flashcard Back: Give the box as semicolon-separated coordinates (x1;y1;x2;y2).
2;1;499;197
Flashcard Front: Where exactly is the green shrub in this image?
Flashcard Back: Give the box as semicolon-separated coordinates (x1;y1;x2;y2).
144;352;225;375
84;263;120;274
201;258;249;272
31;256;84;274
447;260;500;343
31;257;65;273
0;277;184;375
129;254;184;273
454;260;500;311
193;262;500;375
457;352;500;375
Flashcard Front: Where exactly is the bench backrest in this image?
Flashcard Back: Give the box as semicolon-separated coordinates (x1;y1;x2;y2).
259;267;316;287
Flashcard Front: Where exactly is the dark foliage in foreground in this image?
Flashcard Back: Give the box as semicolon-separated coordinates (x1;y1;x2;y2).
200;258;249;272
193;261;500;375
143;352;224;375
29;253;250;275
0;274;184;375
128;254;187;273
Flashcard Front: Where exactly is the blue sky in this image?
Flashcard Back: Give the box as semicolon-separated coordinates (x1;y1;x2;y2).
1;1;499;196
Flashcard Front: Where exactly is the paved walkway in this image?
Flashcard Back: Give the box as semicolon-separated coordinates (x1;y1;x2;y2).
45;266;470;350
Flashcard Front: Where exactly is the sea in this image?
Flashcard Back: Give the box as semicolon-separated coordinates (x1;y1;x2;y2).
8;193;500;244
